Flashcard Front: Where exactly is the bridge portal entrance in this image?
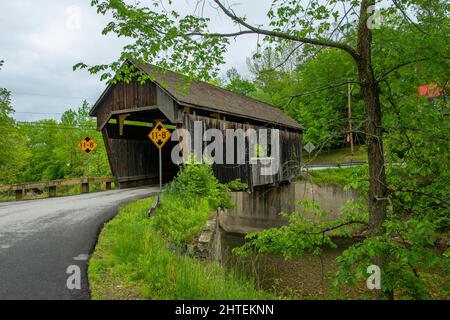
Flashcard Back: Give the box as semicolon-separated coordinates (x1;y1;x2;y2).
102;109;180;189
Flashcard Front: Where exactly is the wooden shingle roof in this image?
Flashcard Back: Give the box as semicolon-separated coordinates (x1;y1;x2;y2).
135;62;303;130
90;60;303;130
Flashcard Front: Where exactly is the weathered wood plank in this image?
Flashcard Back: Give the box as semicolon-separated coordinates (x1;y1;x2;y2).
179;113;302;187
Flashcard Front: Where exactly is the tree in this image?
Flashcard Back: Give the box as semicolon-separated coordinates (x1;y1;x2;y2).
238;12;449;299
0;60;110;184
18;101;111;183
223;68;256;96
57;100;111;178
246;45;365;149
75;0;449;298
0;61;29;184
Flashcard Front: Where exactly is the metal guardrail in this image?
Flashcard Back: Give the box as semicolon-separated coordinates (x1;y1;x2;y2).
0;176;115;200
303;162;367;171
302;162;405;171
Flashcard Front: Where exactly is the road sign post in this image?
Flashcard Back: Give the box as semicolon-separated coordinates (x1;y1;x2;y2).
148;121;171;194
159;148;162;193
78;136;98;193
303;142;316;171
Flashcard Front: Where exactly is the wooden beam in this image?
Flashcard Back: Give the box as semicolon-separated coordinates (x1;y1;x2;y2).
118;114;130;136
117;174;158;183
80;183;89;194
15;189;24;201
111;105;159;116
177;102;304;131
48;186;57;197
101;127;117;180
98;105;160;131
0;177;117;201
0;177;115;193
209;112;220;119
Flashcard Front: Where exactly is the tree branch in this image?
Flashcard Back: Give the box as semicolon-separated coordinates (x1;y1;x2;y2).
304;220;368;236
379;57;431;80
186;30;254;37
388;188;450;207
379;56;450;81
391;0;427;34
290;80;360;99
273;43;304;70
212;0;360;60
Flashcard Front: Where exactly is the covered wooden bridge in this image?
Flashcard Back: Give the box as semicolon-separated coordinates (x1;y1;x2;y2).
90;60;303;190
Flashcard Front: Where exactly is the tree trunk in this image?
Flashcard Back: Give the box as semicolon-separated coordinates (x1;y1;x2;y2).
356;0;389;299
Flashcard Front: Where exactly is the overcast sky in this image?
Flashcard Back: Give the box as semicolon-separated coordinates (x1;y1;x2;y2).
0;0;271;121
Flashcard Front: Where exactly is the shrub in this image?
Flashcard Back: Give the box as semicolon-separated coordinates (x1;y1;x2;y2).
170;160;234;209
227;179;249;191
151;192;211;245
151;160;234;245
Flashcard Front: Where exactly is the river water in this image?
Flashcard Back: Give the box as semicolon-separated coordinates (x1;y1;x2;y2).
221;232;366;299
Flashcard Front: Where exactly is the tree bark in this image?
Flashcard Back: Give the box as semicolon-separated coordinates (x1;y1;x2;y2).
356;0;389;299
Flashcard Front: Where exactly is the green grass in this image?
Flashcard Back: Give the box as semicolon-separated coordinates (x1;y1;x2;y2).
303;147;367;165
89;198;271;300
308;167;364;187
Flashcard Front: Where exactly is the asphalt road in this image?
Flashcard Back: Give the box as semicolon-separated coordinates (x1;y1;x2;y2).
0;187;158;300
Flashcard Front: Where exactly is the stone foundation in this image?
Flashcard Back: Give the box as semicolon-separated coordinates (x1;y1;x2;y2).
219;181;359;234
193;212;222;262
194;181;359;260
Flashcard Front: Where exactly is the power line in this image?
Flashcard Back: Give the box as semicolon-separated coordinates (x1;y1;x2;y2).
14;111;65;115
8;90;97;100
17;124;96;130
0;125;96;132
0;122;97;131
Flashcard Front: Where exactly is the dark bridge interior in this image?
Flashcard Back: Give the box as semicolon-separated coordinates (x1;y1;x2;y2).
103;109;180;188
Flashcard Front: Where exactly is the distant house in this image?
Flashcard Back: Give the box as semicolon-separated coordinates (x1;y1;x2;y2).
418;82;449;116
90;60;304;189
418;83;447;99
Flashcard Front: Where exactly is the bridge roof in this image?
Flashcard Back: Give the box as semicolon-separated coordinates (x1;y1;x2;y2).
91;60;303;131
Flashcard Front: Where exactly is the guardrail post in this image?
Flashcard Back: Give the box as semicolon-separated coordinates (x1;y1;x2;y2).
48;186;57;197
15;189;24;201
105;181;111;190
81;183;89;194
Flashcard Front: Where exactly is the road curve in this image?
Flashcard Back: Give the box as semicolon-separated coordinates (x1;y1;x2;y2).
0;187;158;300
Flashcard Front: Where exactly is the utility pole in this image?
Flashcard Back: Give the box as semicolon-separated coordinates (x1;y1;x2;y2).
348;81;354;155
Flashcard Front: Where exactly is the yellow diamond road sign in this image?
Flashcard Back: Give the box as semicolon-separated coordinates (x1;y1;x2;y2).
78;136;98;154
148;121;171;149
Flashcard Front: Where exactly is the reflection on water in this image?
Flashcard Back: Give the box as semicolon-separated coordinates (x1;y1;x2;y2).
221;232;365;299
